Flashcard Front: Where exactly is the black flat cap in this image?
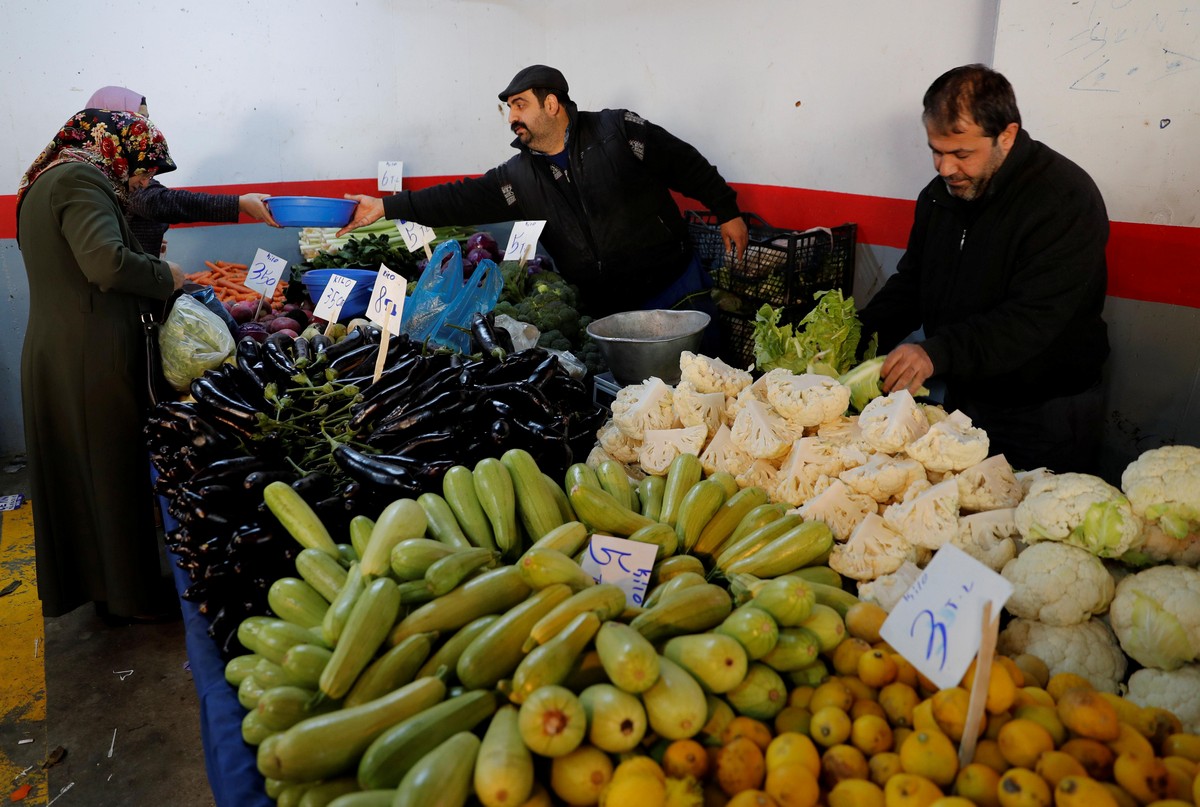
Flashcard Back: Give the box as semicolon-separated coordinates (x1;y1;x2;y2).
498;65;569;101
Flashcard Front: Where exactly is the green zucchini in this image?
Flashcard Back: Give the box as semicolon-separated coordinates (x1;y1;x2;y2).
296;548;350;602
343;632;435;709
256;619;331;665
441;465;496;550
564;462;601;493
692;485;770;559
388;538;457;582
567;484;655;536
264;481;339;557
281;644;333;690
256;685;338;732
725;521;834;578
360;498;427;579
456;584;573;691
349;515;375;561
322;563;365;647
391;732;480;807
673;478;727;553
415;614;499;681
320;577;402;699
424;547;497;596
296;777;360;807
659;453;703;527
269;577;331;629
595;460;635;511
525;520;589;559
388;565;531;646
637;475;666;521
417;492;473;550
225;653;263;687
243;709;277;746
501;448;564;542
542;472;576;523
472;458;520;560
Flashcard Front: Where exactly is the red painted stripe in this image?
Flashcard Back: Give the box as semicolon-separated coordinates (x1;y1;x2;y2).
3;178;1196;308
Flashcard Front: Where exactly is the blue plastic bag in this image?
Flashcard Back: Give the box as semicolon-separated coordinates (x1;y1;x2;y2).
401;239;464;343
428;258;505;353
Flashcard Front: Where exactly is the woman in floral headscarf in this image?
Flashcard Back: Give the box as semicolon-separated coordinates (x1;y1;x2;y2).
17;108;187;622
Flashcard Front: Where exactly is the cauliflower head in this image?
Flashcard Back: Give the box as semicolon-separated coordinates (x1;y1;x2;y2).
829;513;923;581
698;424;754;478
955;454;1023;513
882;478;960;551
679;351;752;397
1121;445;1200;540
952;509;1020;572
761;369;851;429
1125;665;1200;734
672;380;727;440
795;478;878;542
1123;524;1200;567
597;419;642;465
1015;472;1143;558
735;459;780;492
773;436;868;507
904;410;990;473
856;561;923;612
840;453;928;504
818;416;873;452
639;425;707;476
858;389;930;455
610;376;676;440
730;398;793;461
1108;564;1200;671
1001;542;1115;626
996;617;1127;693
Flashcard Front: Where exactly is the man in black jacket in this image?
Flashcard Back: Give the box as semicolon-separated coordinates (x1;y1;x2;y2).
339;65;748;317
858;64;1110;473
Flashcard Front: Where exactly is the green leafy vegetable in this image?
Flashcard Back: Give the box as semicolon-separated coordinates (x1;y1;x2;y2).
751;290;876;376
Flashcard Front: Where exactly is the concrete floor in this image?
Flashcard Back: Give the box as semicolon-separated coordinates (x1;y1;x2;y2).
0;453;215;807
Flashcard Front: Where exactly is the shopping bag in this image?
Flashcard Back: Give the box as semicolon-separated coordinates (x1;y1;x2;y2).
158;293;236;391
401;239;464;343
427;258;505;354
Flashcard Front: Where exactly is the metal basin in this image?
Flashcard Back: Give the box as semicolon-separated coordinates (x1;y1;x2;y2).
586;309;711;387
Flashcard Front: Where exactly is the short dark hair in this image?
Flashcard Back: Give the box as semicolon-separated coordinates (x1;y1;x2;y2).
531;87;571;107
923;64;1021;138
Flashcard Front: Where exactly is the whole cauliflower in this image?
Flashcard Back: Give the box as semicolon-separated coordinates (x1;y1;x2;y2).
795;478;878;542
858;389;930;455
597;419;642;465
1125;665;1200;734
762;369;852;429
882;478;960;551
1001;542;1115;626
672;380;727;440
840;453;928;504
829;513;923;581
698;424;753;478
1108;564;1200;670
954;454;1023;512
1121;445;1200;540
639;425;707;476
996;617;1127;693
610;376;675;440
679;351;752;398
952;509;1020;572
730;398;793;461
905;410;990;473
1124;524;1200;567
1014;472;1144;558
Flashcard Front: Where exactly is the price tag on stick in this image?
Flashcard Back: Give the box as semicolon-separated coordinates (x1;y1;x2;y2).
397;219;436;259
879;544;1013;691
244;249;288;318
313;274;357;334
367;265;407;384
503;220;546;268
578;534;658;607
378;161;403;194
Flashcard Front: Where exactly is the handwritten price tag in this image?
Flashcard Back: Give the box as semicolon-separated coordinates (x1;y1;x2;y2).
368;265;407;337
578;534;658;607
312;273;358;323
244;249;287;296
503;220;547;264
397;219;436;253
880;544;1013;690
378;161;403;193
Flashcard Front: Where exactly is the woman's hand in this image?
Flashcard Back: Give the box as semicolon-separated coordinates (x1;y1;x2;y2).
238;193;280;227
167;261;187;291
337;194;385;237
721;216;749;262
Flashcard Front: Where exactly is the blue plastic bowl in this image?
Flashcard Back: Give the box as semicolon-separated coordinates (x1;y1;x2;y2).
301;268;379;320
266;196;357;228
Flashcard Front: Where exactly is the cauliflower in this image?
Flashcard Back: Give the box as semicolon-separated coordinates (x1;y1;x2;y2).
839;453;928;504
919;403;950;426
679;351;752;398
586;444;618;468
828;513;923;581
1123;524;1200;567
955;454;1023;512
1125;665;1200;734
697;424;753;478
1000;542;1115;626
1015;472;1144;558
730;398;793;461
1015;467;1054;493
773;437;868;507
817;416;872;452
858;390;930;455
794;478;878;541
952;509;1020;572
638;425;708;476
735;459;780;492
905;410;990;473
996;617;1127;693
882;478;960;551
856;561;923;612
597;419;642;465
761;369;851;429
672;380;726;440
1108;565;1200;671
1121;445;1200;540
610;376;675;440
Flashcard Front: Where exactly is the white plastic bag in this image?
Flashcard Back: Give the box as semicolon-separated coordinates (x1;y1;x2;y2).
159;293;236;391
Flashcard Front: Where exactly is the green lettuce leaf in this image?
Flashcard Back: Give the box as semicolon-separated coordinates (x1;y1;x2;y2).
751;290;876;376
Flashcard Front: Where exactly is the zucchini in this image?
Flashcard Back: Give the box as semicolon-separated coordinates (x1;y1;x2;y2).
277;783;318;807
388;565;531;646
509;611;601;703
269;577;331;629
692;485;770;559
322;563;365;647
256;619;331;665
567;484;655;536
727;502;787;546
627;522;679;557
516;547;595;592
707;470;740;499
358;690;497;790
243;709;277;746
642;570;706;610
391;731;480;807
564;462;601;493
319;577;402;699
264;481;339;557
415;615;498;681
525;520;589;559
441;465;496;551
788;565;844;589
425;547;497;596
254;657;295;689
725;520;834;578
389;538;458;582
472;458;520;560
630;583;733;643
714;514;804;571
337;543;358;567
542;472;576;523
360;498;427;579
524;583;627;652
296;548;349;602
239;674;266;710
281;644;333;690
595;460;635;511
502;448;564;542
225;653;263;687
456;584;573;691
659;453;703;527
257;677;446;783
326;793;395;807
296;778;360;807
672;478;727;553
594;622;660;694
256;685;338;732
417;492;472;550
349;515;375;561
637;475;666;521
651;554;706;586
804;578;861;617
474;706;534;807
343;632;435;709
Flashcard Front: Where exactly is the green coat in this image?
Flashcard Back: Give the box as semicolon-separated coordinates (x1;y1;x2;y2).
18;162;176;618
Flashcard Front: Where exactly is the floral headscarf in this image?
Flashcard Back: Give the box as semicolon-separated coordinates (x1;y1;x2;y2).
15;109;176;222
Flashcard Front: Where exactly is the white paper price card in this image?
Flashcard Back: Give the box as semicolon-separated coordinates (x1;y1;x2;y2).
368;265;407;337
312;273;357;323
880;544;1014;690
397;219;437;253
244;249;287;296
378;161;403;193
503;220;547;264
578;534;658;607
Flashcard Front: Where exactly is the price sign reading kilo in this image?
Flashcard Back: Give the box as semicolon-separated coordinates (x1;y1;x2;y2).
244;249;287;296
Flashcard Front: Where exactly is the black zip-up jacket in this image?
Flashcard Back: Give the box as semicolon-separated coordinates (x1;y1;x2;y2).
858;128;1110;407
382;106;741;315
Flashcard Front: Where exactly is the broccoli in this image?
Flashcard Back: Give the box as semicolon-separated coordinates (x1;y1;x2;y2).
537;330;573;352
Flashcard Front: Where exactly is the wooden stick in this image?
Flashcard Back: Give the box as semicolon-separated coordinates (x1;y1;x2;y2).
518;242;533;271
958;600;1000;768
323;319;336;337
372;307;392;385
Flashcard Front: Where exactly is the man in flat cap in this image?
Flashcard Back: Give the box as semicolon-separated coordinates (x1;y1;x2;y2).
340;64;747;318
